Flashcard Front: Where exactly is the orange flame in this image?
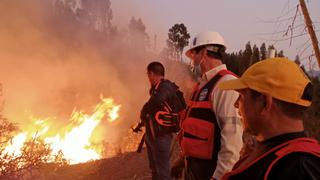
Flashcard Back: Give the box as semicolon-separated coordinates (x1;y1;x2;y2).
4;97;121;164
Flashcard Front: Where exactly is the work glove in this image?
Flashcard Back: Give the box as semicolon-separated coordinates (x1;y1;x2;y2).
132;126;142;133
171;156;185;179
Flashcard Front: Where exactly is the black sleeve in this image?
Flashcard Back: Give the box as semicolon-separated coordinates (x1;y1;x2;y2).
267;152;320;180
140;81;174;120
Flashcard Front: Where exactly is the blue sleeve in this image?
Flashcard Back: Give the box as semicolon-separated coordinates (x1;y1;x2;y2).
140;81;173;120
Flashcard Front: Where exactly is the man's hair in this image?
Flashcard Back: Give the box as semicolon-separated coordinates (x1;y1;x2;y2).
249;89;307;119
147;61;165;76
273;99;307;119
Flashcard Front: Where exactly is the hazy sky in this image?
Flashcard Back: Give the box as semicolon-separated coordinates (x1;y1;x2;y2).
112;0;320;69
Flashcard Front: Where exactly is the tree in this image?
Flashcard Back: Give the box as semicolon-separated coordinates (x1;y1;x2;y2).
224;42;287;76
295;55;301;66
238;42;253;74
128;16;149;51
54;0;113;34
277;50;285;57
251;44;260;65
260;43;267;60
129;17;147;34
224;53;240;75
82;0;113;32
166;23;190;61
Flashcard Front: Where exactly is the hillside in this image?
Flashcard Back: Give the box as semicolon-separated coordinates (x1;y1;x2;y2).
30;149;151;180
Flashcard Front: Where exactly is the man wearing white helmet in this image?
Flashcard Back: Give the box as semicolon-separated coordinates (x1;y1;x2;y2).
171;31;243;180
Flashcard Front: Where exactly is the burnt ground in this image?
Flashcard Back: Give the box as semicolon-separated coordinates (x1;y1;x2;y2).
29;134;182;180
34;148;151;180
30;136;182;180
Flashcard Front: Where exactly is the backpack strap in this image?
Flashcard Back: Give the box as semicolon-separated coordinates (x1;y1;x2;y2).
207;69;238;102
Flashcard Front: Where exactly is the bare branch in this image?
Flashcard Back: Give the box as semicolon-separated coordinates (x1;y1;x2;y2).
297;38;310;51
258;14;302;24
283;5;299;46
260;32;308;42
256;23;306;35
260;31;320;43
298;43;312;58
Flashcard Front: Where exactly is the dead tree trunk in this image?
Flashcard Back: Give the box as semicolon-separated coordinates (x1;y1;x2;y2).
299;0;320;68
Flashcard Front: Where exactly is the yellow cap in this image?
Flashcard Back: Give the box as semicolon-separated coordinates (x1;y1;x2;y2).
218;58;312;106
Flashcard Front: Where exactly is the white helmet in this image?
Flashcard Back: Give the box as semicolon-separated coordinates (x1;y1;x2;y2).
185;31;226;58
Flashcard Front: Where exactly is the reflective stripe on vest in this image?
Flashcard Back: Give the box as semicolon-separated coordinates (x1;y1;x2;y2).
181;69;236;159
222;137;320;180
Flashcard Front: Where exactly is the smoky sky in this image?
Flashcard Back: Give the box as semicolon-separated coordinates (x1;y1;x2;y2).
0;0;194;144
0;0;150;141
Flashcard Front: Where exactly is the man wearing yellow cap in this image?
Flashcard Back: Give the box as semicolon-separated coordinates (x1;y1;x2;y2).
220;57;320;180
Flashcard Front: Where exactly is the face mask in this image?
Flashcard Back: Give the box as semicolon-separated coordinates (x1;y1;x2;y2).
193;52;205;76
190;61;203;81
193;64;202;76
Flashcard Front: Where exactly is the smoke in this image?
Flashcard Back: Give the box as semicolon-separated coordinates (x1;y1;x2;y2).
0;0;157;143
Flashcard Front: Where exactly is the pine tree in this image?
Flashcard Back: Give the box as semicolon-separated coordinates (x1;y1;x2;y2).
260;43;267;60
81;0;113;32
277;50;285;57
239;42;253;74
251;44;260;65
224;53;240;75
128;16;149;51
166;23;190;61
295;55;301;66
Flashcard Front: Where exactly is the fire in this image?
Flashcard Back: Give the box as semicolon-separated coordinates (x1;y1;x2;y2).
4;97;121;164
4;133;27;156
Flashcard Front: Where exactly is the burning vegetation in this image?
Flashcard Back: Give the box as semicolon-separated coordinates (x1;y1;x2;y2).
3;0;318;179
0;97;122;178
4;97;121;165
0;0;160;179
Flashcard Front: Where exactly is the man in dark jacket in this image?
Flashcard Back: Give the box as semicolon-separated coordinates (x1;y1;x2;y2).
219;58;320;180
134;61;185;180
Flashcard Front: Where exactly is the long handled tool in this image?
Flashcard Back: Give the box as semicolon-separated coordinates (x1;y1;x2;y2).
136;133;146;153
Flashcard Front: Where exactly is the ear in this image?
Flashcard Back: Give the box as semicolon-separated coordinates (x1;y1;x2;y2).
189;51;196;59
261;94;273;115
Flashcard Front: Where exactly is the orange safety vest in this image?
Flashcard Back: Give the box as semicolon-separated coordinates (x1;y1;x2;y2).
222;137;320;180
180;69;237;159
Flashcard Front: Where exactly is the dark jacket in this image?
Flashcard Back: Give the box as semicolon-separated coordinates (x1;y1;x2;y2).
140;79;185;137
